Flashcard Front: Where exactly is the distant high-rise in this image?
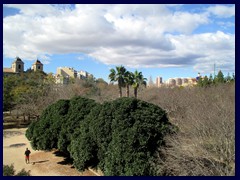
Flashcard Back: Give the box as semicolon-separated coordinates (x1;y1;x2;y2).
148;75;154;87
156;76;163;87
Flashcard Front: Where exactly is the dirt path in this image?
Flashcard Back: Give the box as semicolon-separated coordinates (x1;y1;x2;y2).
3;128;98;176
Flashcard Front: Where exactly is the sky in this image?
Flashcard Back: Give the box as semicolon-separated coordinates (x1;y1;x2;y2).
3;4;235;83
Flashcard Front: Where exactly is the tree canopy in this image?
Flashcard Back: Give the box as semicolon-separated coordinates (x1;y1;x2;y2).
108;66;147;98
26;96;174;176
197;70;235;87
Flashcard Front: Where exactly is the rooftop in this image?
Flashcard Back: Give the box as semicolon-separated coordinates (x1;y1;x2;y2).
33;60;43;65
13;57;24;63
3;68;14;73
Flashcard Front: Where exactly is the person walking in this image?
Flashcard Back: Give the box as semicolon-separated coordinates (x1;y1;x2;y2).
24;148;31;164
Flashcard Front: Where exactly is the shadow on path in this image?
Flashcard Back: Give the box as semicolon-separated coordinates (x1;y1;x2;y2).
53;150;74;168
32;160;49;164
9;143;26;148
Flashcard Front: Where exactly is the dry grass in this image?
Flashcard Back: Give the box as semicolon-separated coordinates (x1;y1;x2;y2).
138;83;235;176
8;81;235;176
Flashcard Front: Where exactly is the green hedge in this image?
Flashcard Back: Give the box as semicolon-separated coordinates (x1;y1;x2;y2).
26;97;174;175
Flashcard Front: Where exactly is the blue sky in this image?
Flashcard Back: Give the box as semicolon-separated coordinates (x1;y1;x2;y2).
3;4;235;83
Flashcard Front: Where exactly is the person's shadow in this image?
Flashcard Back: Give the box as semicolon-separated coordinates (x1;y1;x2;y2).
32;160;49;164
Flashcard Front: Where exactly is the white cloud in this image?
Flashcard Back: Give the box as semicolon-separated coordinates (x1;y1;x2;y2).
207;5;235;18
3;4;235;74
217;21;235;29
168;31;235;74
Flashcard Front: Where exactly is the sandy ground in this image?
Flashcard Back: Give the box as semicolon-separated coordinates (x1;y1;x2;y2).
3;128;99;176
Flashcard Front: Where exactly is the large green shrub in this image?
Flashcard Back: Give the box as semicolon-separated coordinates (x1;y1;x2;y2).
26;99;70;150
26;96;173;175
69;103;113;171
58;96;98;154
69;97;173;175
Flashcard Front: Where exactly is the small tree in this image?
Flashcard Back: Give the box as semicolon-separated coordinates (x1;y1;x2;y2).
124;71;134;97
132;70;147;98
225;73;232;83
216;70;225;84
209;74;214;84
109;66;127;98
202;76;210;87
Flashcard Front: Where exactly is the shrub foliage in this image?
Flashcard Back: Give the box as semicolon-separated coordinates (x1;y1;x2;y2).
3;164;31;176
26;96;173;175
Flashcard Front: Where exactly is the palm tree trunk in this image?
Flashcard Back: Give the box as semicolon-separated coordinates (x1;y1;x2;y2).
134;88;137;98
118;85;122;98
126;85;130;97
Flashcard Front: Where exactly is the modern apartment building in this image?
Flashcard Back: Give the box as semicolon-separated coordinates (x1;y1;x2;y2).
156;76;163;87
56;67;77;78
165;77;197;87
55;67;93;84
78;70;93;79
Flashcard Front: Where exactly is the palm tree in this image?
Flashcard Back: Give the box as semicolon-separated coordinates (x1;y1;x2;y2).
132;70;147;98
124;71;134;97
109;66;126;98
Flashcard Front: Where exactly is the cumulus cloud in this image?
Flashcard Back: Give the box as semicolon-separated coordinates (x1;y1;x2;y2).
3;4;235;73
170;31;235;74
207;5;235;18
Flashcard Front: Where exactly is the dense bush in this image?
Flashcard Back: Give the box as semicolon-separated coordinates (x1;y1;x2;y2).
57;96;98;154
69;97;174;175
15;169;31;176
3;164;31;176
3;164;15;176
26;96;173;175
26;99;70;150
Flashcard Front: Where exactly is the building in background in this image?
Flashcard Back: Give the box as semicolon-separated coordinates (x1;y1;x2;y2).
175;78;182;86
3;57;24;76
32;60;43;72
55;67;94;84
78;70;93;80
166;77;197;87
156;76;163;87
166;78;176;87
56;67;77;79
3;57;45;76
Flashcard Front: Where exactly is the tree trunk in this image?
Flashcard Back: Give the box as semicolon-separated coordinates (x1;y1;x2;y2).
126;85;129;97
118;85;122;98
134;88;137;98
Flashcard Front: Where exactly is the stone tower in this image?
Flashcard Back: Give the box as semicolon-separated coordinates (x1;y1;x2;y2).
32;60;43;72
11;57;24;73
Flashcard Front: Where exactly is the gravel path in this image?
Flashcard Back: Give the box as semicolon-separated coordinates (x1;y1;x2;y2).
3;128;98;176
